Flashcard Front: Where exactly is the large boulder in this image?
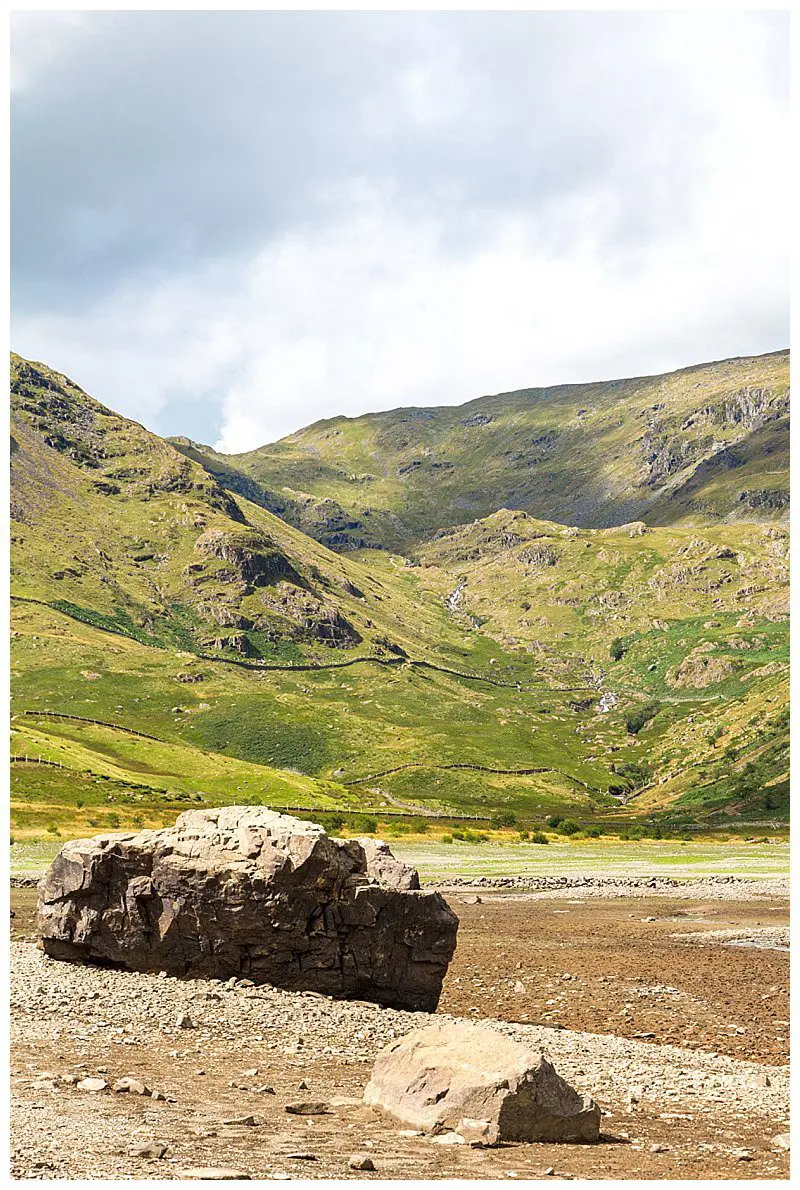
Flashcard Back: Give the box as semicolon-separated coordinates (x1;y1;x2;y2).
37;808;458;1011
364;1020;601;1143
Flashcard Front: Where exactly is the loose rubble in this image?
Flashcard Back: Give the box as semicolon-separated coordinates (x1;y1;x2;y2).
10;938;789;1180
436;875;788;901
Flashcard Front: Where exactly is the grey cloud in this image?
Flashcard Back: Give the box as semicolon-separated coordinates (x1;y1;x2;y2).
11;11;788;446
14;11;786;315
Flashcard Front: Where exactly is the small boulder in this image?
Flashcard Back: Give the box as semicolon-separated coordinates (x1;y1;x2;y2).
363;1020;601;1144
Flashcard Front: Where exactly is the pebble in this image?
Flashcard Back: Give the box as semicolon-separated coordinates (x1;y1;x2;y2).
772;1134;790;1151
285;1102;331;1115
431;1133;466;1145
76;1078;107;1093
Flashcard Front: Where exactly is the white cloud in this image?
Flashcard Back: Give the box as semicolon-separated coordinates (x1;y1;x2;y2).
11;11;788;450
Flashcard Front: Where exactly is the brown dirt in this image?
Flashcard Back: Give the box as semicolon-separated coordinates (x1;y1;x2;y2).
437;893;789;1065
10;889;790;1181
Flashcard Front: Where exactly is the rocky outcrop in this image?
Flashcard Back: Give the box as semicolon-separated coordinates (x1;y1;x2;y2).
667;644;738;689
37;808;458;1011
364;1020;601;1143
194;529;305;589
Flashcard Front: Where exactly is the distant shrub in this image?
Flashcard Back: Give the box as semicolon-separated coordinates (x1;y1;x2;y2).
625;702;660;735
411;818;429;834
325;813;346;833
609;637;627;661
557;819;580;836
441;834;454;844
518;830;530;841
706;725;724;746
491;810;517;828
9;835;15;846
584;824;604;838
75;800;84;809
464;830;489;844
545;815;563;829
46;823;60;836
613;761;652;790
106;812;121;829
531;832;549;845
356;816;377;835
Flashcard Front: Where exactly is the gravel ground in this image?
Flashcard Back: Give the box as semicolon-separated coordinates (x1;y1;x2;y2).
10;939;790;1181
434;875;790;900
675;926;790;951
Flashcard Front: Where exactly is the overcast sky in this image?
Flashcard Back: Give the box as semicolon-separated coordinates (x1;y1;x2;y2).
11;10;789;452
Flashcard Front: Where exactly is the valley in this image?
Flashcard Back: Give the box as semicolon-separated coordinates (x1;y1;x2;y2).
9;350;789;841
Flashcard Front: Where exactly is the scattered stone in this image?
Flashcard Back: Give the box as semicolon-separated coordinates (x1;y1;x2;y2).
179;1169;251;1180
349;1155;376;1171
287;1153;317;1161
242;1068;259;1078
457;1117;501;1146
732;1149;753;1161
222;1116;260;1127
772;1134;790;1151
76;1078;107;1093
431;1132;466;1146
112;1077;149;1095
364;1020;601;1143
176;1012;194;1029
285;1102;332;1116
129;1142;167;1160
38;808;458;1012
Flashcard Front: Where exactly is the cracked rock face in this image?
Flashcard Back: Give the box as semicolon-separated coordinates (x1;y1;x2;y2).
364;1020;601;1143
37;808;458;1011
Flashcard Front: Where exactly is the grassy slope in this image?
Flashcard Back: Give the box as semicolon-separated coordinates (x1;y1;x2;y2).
10;354;789;838
406;510;789;823
201;351;789;551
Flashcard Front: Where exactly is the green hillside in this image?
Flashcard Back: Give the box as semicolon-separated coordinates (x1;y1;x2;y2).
10;353;789;841
180;351;789;551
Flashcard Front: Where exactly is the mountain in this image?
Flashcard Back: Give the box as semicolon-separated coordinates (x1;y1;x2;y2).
10;352;789;843
174;350;789;552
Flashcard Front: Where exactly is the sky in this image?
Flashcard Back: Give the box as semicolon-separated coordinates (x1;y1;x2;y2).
11;10;789;453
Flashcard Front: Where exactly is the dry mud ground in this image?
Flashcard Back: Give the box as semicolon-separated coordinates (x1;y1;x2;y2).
10;883;789;1181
